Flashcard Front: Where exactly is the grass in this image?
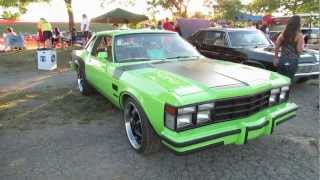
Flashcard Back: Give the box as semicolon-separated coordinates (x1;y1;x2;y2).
0;88;117;129
0;22;113;34
0;47;118;130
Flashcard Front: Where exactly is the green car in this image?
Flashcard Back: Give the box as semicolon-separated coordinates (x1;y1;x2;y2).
71;29;298;155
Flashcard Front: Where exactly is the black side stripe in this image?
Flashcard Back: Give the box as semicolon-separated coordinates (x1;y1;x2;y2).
161;129;241;148
244;120;269;144
113;63;153;79
271;107;298;134
167;141;225;156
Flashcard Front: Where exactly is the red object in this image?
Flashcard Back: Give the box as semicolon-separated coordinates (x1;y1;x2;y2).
163;21;175;31
165;105;177;115
0;19;16;25
262;15;273;25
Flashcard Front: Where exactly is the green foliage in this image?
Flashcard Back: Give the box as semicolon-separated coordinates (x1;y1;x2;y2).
0;22;112;34
147;0;190;17
0;0;49;17
247;0;279;14
247;0;319;15
281;0;319;14
208;0;243;20
1;10;21;19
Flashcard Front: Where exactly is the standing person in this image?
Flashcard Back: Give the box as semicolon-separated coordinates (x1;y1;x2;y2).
274;15;304;80
81;14;90;46
163;18;173;31
38;18;52;48
260;21;269;34
157;21;162;30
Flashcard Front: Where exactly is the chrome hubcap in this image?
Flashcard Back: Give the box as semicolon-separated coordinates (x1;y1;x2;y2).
124;102;143;149
77;78;83;92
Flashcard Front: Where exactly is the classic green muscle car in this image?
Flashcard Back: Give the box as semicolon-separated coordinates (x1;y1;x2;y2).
71;29;298;155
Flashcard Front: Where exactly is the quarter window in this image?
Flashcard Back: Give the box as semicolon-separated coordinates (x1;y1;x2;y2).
204;31;227;47
91;36;113;61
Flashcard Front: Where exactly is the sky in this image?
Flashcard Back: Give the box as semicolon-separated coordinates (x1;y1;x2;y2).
0;0;253;22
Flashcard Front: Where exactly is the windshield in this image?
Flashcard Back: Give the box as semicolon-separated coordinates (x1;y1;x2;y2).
228;31;271;47
114;33;200;62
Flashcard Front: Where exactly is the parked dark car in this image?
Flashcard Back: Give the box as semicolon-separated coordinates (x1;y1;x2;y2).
188;28;319;81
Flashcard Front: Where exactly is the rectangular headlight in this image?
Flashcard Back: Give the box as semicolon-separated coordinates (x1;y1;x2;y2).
279;86;290;101
178;106;196;114
271;88;280;94
177;114;193;129
198;103;215;110
197;110;210;124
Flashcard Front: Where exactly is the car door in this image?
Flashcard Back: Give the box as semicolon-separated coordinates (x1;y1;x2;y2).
85;35;114;99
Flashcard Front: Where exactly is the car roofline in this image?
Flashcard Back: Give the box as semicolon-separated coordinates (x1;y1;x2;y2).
95;29;177;37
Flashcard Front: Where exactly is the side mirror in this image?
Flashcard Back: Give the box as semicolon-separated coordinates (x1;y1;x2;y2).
97;51;108;61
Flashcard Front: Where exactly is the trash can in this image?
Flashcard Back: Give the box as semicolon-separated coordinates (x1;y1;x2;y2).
37;48;57;70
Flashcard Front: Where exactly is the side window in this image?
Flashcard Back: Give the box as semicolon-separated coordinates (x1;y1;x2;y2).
91;36;113;61
204;31;227;47
85;35;96;49
195;31;205;43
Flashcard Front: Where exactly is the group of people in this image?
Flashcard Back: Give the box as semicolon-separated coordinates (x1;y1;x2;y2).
37;14;90;49
1;27;24;52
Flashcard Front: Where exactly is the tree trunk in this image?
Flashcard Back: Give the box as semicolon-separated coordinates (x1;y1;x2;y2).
64;0;74;44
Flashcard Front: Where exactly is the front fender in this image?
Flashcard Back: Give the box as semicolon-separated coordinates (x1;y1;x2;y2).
119;88;165;135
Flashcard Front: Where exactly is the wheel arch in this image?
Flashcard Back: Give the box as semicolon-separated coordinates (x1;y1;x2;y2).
119;90;163;136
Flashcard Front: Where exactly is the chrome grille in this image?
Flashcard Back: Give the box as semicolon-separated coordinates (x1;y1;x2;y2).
211;91;270;122
296;63;320;74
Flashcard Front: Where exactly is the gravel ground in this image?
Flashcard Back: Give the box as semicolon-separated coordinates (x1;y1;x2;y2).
0;55;319;179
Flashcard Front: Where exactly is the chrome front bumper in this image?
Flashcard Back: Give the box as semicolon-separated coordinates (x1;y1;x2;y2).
295;63;320;77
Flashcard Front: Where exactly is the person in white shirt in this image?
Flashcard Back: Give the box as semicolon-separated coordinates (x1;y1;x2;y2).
81;14;90;46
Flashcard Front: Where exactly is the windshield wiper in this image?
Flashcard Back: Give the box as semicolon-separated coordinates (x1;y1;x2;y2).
165;55;200;60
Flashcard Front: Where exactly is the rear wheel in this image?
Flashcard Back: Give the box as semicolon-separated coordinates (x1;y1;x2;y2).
77;66;93;95
123;97;160;154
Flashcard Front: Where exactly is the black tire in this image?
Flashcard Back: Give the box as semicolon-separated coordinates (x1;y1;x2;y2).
77;66;93;96
123;97;161;154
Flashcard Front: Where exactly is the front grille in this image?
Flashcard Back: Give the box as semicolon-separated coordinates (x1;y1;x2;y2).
211;91;270;122
296;63;320;74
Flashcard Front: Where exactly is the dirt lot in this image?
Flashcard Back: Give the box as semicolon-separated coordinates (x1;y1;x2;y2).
0;49;319;180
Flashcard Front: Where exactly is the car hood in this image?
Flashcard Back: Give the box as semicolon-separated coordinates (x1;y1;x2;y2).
236;47;318;63
126;59;273;96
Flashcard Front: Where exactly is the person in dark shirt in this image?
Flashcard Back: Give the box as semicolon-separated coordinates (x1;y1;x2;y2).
274;15;305;79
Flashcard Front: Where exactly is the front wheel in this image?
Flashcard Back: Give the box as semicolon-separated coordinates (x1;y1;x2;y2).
77;68;93;96
123;97;160;154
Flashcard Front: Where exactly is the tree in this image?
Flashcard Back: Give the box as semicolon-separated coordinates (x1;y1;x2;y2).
1;10;20;19
147;0;191;18
248;0;319;15
64;0;74;37
100;0;136;8
280;0;317;14
0;0;48;19
205;0;243;20
0;0;75;39
247;0;279;14
191;11;207;19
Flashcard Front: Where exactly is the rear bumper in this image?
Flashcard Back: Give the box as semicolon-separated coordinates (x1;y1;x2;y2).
160;102;298;155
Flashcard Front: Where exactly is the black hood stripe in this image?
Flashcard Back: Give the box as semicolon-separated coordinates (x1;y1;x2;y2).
113;63;153;79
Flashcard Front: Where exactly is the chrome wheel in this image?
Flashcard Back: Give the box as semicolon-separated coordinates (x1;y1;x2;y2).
124;102;143;149
77;77;84;92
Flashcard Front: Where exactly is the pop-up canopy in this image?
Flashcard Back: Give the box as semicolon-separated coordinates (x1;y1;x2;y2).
91;8;148;24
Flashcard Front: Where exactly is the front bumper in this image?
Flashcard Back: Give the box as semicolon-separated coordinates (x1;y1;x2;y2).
160;102;298;155
295;63;319;77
